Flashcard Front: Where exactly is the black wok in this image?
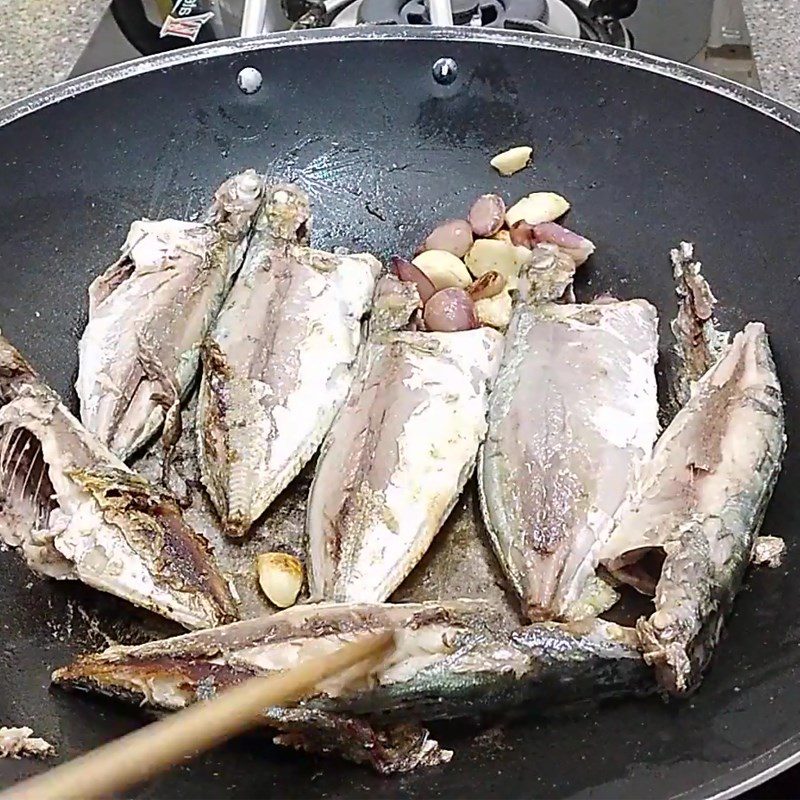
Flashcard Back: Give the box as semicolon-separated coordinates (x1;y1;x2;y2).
1;27;799;800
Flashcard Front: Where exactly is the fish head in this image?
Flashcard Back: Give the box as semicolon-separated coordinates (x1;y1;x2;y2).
260;184;311;244
64;465;240;628
516;244;579;305
0;331;38;404
0;333;239;630
206;170;266;241
370;274;422;337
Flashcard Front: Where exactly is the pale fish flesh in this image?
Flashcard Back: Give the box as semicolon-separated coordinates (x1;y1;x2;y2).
53;601;650;771
77;170;264;461
600;322;785;694
197;185;380;538
0;727;54;759
480;299;660;622
0;333;237;629
136;392;521;624
307;297;504;602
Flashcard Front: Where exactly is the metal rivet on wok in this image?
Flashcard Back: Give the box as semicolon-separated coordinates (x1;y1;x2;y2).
432;57;458;85
237;66;263;94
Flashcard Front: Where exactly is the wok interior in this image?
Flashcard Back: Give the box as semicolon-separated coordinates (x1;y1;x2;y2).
0;31;799;800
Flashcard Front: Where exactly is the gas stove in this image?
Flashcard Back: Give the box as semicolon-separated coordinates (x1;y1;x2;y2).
71;0;759;89
322;0;632;46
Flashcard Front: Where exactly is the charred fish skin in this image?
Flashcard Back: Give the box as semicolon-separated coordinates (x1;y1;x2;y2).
306;326;504;603
480;299;660;622
77;170;264;461
53;602;649;731
197;184;380;538
0;333;237;629
601;322;785;694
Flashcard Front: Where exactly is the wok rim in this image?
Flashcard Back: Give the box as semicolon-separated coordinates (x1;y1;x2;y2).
1;27;800;133
1;25;798;800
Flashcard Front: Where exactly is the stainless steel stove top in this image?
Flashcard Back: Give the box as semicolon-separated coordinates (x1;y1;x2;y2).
71;0;759;88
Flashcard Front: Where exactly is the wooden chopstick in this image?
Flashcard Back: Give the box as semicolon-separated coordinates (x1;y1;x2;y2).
2;631;394;800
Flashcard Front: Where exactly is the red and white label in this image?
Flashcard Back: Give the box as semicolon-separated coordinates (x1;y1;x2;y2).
159;11;215;41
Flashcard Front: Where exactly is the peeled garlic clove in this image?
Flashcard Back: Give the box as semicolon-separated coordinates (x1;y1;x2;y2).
412;249;472;290
257;552;303;608
506;192;570;227
490;145;533;176
421;219;473;258
390;256;436;303
475;290;513;329
467;270;506;301
424;288;478;332
464;238;532;289
533;221;596;266
468;194;506;237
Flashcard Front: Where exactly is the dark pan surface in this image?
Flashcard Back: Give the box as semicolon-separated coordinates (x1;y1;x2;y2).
1;28;799;800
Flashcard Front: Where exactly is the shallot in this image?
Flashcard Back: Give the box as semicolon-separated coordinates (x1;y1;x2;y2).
533;222;596;266
421;219;473;257
390;256;436;303
424;288;479;332
468;194;506;237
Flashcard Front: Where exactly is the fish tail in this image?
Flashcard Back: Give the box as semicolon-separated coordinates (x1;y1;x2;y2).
223;514;250;539
224;462;258;538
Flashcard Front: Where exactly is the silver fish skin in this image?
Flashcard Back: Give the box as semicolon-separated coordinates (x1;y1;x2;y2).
52;601;649;730
197;184;380;538
480;299;660;622
307;325;504;603
0;334;237;629
333;617;650;723
600;322;785;694
77;170;264;461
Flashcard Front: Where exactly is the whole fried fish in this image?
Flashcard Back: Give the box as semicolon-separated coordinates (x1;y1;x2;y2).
601;322;785;694
0;333;237;629
77;170;264;461
307;275;504;602
197;185;380;538
480;298;660;622
54;600;650;770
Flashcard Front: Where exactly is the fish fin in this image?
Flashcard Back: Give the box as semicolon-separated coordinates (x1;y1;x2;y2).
135;335;183;481
88;255;136;315
158;399;183;486
751;535;786;568
272;715;452;774
667;242;730;415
